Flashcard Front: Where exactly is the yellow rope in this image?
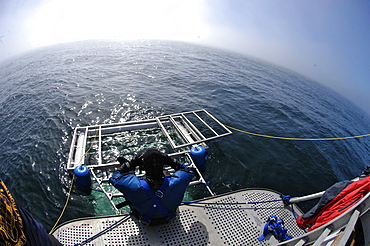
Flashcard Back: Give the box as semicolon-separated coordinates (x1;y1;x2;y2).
224;125;370;141
49;174;75;234
49;126;100;234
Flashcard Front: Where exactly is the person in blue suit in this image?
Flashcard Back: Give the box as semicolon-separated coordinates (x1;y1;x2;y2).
109;148;195;225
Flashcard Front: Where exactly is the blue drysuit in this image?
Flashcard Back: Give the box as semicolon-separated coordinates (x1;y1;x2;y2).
109;163;194;220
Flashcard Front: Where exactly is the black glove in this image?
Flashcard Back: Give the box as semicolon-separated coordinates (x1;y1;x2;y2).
168;158;181;170
130;153;144;170
118;157;133;173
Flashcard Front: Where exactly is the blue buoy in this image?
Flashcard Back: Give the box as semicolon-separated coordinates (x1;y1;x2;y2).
74;165;91;195
190;146;208;172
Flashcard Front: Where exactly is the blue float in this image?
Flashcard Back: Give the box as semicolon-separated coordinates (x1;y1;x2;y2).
190;146;208;172
74;165;91;195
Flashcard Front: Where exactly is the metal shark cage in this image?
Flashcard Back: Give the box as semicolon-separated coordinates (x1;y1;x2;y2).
66;109;232;214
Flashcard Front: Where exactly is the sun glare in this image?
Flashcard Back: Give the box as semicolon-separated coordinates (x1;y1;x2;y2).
26;0;209;47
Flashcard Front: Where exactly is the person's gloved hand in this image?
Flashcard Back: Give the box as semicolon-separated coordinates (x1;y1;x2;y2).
118;157;134;173
170;161;195;174
169;159;181;170
130;153;144;170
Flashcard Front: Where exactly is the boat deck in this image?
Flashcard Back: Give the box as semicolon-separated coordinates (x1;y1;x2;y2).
53;189;305;246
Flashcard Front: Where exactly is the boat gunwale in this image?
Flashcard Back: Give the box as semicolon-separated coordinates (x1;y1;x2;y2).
277;190;370;245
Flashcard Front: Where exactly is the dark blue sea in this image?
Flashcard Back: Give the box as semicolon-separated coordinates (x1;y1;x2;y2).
1;40;369;231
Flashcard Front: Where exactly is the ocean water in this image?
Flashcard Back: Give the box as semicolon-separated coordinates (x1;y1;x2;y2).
0;40;369;230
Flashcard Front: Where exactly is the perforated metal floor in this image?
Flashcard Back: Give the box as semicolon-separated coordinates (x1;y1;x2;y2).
53;189;305;245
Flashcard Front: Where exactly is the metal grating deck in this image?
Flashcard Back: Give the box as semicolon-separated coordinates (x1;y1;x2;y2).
53;189;305;246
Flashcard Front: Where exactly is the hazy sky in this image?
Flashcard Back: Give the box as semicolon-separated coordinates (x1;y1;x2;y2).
1;0;369;115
